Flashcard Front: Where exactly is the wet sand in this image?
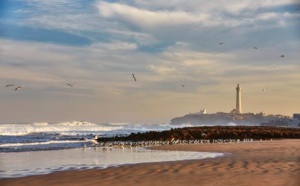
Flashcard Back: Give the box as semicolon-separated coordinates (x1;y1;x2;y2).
1;139;299;186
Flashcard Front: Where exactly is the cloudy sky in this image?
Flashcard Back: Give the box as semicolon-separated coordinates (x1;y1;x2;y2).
0;0;299;124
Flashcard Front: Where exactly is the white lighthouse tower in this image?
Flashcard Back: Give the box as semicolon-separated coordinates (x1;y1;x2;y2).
236;84;242;114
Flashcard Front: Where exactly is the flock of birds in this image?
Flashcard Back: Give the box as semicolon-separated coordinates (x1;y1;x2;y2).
130;42;285;91
4;42;285;92
85;134;256;149
5;84;21;91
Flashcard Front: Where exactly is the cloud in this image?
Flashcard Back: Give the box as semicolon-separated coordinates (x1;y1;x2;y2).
0;38;158;97
93;0;300;54
3;0;298;52
97;0;299;30
90;41;137;51
98;1;211;28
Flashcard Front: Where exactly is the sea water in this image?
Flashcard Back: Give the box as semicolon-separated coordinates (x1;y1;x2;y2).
0;121;224;178
0;147;223;178
0;121;193;152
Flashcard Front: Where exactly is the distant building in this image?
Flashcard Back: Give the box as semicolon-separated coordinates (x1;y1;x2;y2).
293;114;300;127
187;108;207;115
200;108;207;114
261;117;300;128
261;120;289;127
293;113;300;120
259;112;268;116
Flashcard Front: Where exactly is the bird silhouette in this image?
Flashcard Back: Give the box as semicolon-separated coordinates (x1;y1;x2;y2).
5;84;14;87
254;47;258;49
281;55;285;58
14;86;21;91
181;85;185;87
66;83;74;87
132;74;136;81
219;42;224;45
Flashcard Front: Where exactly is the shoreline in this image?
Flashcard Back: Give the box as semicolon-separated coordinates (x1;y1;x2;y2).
0;139;299;186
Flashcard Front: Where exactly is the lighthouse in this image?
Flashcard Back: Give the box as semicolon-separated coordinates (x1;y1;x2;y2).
236;84;242;114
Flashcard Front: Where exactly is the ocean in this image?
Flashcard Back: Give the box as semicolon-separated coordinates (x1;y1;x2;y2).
0;121;224;178
0;121;193;153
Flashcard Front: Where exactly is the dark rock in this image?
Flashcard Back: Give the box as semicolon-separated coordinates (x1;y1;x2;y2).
97;126;300;142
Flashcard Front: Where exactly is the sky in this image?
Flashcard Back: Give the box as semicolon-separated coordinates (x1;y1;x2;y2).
0;0;299;124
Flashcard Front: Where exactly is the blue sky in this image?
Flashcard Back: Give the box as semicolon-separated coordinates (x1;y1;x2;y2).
0;0;299;124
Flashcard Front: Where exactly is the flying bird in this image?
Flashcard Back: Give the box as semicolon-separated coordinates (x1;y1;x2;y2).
14;86;21;91
254;47;258;50
5;84;14;87
132;73;136;81
181;85;185;87
219;42;224;45
66;83;74;87
281;55;285;58
85;135;99;146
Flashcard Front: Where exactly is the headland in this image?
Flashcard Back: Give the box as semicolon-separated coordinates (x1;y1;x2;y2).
170;112;300;127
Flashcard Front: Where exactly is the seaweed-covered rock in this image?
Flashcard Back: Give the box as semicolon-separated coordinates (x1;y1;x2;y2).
97;126;300;142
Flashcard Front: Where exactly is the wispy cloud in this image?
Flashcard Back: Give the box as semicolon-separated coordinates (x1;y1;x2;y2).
97;0;299;29
98;2;211;28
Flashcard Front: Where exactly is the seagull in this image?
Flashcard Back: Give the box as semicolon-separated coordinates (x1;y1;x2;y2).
14;86;21;91
281;55;285;58
5;84;14;87
219;42;224;45
132;73;136;82
254;47;258;50
66;83;74;87
85;135;99;146
181;85;185;87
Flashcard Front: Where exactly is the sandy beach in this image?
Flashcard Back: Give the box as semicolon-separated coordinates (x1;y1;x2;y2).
1;139;299;186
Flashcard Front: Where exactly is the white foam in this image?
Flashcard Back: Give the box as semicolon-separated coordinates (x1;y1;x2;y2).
33;122;49;126
227;122;238;126
57;121;97;126
0;122;200;137
0;140;85;148
0;122;122;136
106;122;131;126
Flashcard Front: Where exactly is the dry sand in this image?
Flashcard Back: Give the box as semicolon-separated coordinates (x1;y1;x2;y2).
1;139;299;186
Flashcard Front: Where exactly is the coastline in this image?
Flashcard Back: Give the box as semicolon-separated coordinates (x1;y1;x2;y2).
1;139;299;186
